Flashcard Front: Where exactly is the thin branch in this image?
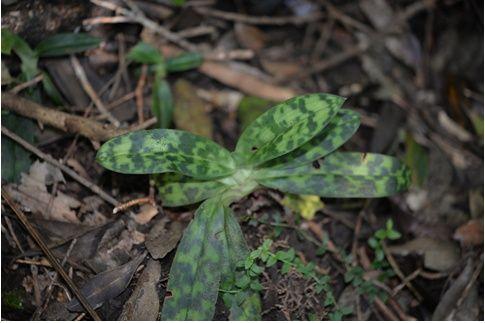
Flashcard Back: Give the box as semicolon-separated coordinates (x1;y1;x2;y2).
1;127;119;206
135;64;148;124
10;74;44;94
194;6;324;25
70;55;120;127
1;190;101;321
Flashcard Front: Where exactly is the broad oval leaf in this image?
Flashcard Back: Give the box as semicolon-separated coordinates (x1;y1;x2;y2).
161;197;226;320
258;152;407;178
234;93;345;167
157;175;227;207
264;109;360;169
258;152;411;197
35;33;101;57
96;129;235;179
258;165;411;198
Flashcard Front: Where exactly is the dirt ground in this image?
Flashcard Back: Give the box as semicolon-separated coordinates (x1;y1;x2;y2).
1;0;483;321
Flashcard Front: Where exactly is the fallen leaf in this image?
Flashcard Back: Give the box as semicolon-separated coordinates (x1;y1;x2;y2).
234;23;266;52
388;237;460;272
5;161;81;223
134;204;158;225
145;218;184;260
453;219;483;246
67;253;146;312
119;259;161;321
172;79;213;138
260;59;300;79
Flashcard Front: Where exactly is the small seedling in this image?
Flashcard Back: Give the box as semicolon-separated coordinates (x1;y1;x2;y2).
96;93;411;319
127;42;203;128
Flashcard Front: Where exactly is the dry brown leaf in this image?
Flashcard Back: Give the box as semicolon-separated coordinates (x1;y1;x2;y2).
453;219;484;246
5;161;80;223
260;59;300;79
234;23;266;52
134;204;158;225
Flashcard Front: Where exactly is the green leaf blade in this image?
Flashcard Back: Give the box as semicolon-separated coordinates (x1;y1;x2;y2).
157;175;227;207
166;52;203;72
96;129;235;179
34;33;101;57
234;93;345;167
152;77;173;128
127;42;164;65
264;109;360;169
160;198;225;320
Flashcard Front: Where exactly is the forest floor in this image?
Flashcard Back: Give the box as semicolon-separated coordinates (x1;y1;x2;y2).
1;0;483;320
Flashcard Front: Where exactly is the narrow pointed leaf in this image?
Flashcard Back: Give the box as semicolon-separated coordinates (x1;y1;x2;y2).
234;93;345;167
264;109;360;169
96;129;235;179
152;77;173;128
161;198;226;320
67;253;145;311
127;42;164;65
258;168;411;198
35;33;101;57
220;207;262;320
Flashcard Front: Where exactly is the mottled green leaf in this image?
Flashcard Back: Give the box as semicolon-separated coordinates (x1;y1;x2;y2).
404;133;428;186
237;96;273;131
258;152;407;178
220;206;262;320
152;77;173;128
264;109;360;169
166;52;203;72
258;153;411;197
96;129;235;179
161;197;226;320
234;93;345;167
35;33;101;57
127;42;164;65
157;174;227;207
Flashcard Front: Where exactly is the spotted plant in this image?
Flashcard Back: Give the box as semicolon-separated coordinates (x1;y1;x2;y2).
96;93;411;320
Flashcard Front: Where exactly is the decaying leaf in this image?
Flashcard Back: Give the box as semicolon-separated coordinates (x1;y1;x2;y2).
67;253;146;312
173;79;213;138
119;259;161;321
387;237;460;272
134;204;158;225
234;23;266;52
453;219;484;246
5;161;81;223
145;218;184;260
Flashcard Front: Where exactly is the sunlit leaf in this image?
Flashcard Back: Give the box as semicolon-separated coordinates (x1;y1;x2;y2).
234;93;345;167
96;129;235;179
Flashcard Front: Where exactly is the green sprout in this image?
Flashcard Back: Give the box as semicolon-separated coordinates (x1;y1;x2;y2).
96;93;411;319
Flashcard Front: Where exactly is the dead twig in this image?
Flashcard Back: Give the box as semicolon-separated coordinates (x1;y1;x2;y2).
83;16;133;26
1;126;118;206
2;93;154;142
382;242;423;301
1;190;101;321
113;197;155;214
135;64;148;124
9;74;44;94
70;55;120;127
194;6;324;25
